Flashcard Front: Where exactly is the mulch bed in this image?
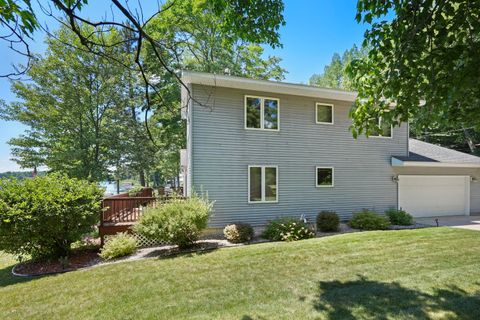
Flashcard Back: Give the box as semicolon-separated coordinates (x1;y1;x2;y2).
13;249;102;277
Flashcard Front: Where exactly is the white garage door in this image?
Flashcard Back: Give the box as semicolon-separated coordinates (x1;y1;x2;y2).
398;175;470;217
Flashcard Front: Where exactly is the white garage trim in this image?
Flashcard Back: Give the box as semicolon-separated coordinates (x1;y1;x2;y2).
398;175;470;217
392;159;480;168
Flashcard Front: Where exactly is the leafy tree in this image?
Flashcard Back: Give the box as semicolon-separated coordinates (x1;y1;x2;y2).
8;132;45;175
147;0;286;81
309;45;368;90
347;0;480;140
1;25;132;181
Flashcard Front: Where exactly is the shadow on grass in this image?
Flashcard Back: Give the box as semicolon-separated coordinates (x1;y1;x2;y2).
0;264;33;288
144;245;219;260
313;276;480;319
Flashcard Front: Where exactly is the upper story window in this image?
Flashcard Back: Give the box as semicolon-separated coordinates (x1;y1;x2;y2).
371;117;392;138
316;103;334;124
245;96;279;130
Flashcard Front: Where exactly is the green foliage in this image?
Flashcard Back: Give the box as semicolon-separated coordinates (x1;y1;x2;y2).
100;233;137;260
134;196;213;249
0;173;103;259
385;208;413;226
0;0;38;35
223;223;254;243
128;186;143;197
1;24;145;181
348;0;480;138
263;217;315;242
349;209;390;230
209;0;285;48
146;0;286;81
309;45;368;90
316;211;340;232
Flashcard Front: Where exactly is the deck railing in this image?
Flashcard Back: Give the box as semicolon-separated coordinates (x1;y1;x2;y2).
102;196;157;224
99;190;186;245
101;188;185;225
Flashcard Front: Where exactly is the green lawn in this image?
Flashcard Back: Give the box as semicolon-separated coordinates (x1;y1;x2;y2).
1;227;480;319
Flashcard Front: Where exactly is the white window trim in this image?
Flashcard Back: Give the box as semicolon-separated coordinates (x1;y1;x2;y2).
315;103;334;125
316;166;334;188
244;95;280;131
248;165;279;203
370;117;393;139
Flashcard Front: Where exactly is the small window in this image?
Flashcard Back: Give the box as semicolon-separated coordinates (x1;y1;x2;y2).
245;96;279;130
371;117;392;138
248;166;278;203
316;167;334;187
316;103;334;124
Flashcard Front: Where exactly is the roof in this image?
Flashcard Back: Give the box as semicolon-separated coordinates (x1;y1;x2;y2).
181;71;358;102
392;139;480;168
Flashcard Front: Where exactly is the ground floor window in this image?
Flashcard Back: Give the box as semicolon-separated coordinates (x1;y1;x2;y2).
249;165;278;203
316;167;334;187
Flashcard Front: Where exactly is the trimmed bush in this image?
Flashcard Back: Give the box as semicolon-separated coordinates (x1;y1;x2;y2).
134;195;213;249
349;209;390;230
100;233;137;260
224;223;254;243
385;208;413;225
316;211;340;232
0;173;103;260
263;217;315;242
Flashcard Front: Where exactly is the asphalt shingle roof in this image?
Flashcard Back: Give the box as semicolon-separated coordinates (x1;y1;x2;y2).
394;139;480;164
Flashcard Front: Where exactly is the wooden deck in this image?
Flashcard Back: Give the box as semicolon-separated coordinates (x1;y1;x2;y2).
98;188;184;244
99;188;155;244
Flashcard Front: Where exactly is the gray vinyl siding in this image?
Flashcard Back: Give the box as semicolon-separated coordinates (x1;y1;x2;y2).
471;181;480;214
191;84;408;227
393;167;480;214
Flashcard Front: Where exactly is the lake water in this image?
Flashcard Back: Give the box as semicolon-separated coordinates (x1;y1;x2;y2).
99;181;135;195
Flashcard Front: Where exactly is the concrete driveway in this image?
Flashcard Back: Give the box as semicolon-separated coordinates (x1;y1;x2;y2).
415;215;480;231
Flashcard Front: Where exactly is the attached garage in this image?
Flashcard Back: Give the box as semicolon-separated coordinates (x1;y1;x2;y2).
398;175;470;217
393;139;480;218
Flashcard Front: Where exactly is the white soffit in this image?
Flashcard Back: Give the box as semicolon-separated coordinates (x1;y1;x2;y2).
182;71;358;102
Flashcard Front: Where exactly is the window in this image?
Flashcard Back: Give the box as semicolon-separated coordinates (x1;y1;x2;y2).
316;103;334;124
245;96;279;130
316;167;334;187
371;117;392;138
248;166;278;203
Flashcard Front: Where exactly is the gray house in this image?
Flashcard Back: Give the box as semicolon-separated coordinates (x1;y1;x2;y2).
180;71;480;228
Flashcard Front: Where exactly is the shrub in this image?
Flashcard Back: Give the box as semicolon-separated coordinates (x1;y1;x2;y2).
134;195;213;249
263;217;315;242
223;223;254;243
316;211;340;232
349;209;390;230
385;208;413;226
0;174;103;260
100;233;137;260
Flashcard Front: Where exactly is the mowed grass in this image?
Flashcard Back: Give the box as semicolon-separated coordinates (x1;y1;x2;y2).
1;227;480;319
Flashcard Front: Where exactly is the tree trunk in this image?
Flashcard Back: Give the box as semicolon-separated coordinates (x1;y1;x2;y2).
139;170;146;187
116;179;120;194
463;128;476;154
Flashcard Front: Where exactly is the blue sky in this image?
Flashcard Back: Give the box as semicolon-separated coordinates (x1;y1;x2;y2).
0;0;369;172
